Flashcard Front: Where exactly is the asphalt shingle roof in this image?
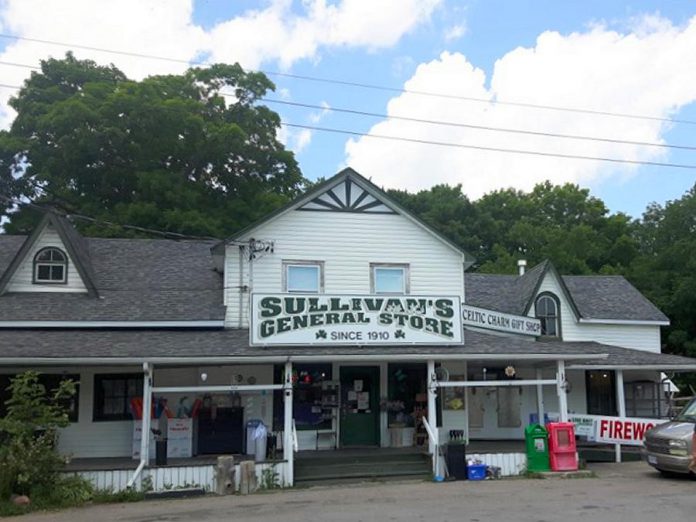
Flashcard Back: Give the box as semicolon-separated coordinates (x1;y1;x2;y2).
0;328;693;369
0;236;225;321
465;261;667;322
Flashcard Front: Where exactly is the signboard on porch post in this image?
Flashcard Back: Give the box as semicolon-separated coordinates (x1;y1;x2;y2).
250;294;463;346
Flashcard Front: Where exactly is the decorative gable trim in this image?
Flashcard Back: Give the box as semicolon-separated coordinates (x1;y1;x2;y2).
298;176;395;214
0;212;99;297
216;167;475;267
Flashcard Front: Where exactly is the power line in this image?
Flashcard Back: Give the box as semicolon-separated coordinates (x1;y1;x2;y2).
262;98;696;151
1;32;695;125
0;193;221;241
281;122;696;170
1;61;695;153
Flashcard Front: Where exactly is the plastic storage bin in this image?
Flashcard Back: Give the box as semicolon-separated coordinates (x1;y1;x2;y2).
467;464;487;480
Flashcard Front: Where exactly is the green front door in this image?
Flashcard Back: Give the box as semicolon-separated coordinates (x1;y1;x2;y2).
340;366;380;447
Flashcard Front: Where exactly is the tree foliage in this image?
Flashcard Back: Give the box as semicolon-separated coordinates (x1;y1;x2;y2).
0;372;76;498
389;181;639;275
1;53;304;237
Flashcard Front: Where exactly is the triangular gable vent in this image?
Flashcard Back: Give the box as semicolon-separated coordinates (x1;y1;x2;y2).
299;177;395;214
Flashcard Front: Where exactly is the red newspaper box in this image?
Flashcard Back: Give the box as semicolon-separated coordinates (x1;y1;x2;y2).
547;422;578;471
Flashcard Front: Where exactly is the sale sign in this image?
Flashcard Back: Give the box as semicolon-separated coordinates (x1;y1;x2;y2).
594;416;668;446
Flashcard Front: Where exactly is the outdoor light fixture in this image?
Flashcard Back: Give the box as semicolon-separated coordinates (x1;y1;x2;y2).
200;372;208;382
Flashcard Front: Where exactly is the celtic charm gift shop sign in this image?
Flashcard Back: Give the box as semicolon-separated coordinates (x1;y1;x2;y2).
250;294;463;346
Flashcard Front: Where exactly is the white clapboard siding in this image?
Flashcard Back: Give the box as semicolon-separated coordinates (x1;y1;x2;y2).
225;210;465;328
6;224;87;293
467;453;527;476
531;273;661;353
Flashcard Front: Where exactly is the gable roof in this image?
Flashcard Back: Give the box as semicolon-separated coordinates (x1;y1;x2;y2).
214;167;475;266
0;235;225;323
465;260;668;323
0;213;99;297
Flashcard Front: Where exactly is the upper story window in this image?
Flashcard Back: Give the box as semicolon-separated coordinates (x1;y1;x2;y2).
33;247;68;284
284;260;324;293
535;293;560;337
371;263;409;294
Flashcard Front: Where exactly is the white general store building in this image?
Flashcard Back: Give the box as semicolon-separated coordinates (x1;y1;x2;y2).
1;168;694;491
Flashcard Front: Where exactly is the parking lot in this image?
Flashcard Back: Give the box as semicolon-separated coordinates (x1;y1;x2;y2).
20;461;696;522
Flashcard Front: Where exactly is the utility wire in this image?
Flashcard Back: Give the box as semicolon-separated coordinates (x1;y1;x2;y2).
0;193;221;241
2;58;694;150
0;77;694;170
1;32;695;125
262;98;696;151
281;122;696;170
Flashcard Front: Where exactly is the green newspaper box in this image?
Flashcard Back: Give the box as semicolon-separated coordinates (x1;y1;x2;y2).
525;423;550;472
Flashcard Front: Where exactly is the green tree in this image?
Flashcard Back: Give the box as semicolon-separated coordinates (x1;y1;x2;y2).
1;53;304;237
0;372;76;498
629;184;696;364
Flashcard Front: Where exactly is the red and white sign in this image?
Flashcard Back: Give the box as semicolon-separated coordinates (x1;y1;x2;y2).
594;416;667;446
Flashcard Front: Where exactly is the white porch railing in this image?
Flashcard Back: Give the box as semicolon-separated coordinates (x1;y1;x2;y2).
421;416;439;476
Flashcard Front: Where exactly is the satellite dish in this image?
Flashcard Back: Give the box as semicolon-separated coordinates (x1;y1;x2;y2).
435;367;450;382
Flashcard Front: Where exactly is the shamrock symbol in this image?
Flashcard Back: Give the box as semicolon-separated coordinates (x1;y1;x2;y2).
395;330;405;339
315;330;327;340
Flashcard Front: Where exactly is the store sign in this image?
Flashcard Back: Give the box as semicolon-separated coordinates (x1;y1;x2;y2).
594;415;667;446
250;294;462;346
462;304;541;336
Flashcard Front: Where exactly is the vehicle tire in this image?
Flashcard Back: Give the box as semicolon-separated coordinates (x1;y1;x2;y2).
657;469;681;478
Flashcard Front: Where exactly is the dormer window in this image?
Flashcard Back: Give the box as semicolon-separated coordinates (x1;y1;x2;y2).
33;247;68;284
535;293;560;337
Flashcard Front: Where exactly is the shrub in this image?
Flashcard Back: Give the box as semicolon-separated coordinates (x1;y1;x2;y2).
0;371;76;499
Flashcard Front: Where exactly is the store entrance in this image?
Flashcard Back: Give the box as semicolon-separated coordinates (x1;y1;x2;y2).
340;366;380;447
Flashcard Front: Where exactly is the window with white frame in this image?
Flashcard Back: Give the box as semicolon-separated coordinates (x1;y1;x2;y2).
284;261;323;293
33;247;68;284
371;264;409;294
535;293;560;337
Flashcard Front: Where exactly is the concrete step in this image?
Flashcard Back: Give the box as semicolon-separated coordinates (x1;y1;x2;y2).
295;451;431;483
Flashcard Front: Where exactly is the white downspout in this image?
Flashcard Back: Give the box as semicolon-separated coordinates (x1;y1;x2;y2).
128;362;153;489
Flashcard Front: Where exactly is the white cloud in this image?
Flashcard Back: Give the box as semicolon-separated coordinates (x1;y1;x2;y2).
345;15;696;199
0;0;441;128
308;101;331;123
444;23;466;41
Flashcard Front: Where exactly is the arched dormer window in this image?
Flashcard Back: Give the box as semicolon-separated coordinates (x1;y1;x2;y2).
535;293;560;337
33;247;68;284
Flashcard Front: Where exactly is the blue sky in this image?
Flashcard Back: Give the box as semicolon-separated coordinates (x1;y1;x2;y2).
1;0;695;218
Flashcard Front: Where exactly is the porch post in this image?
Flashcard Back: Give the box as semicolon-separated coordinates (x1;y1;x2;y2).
283;361;294;486
615;369;626;463
556;360;568;422
535;367;545;424
140;363;153;464
426;360;437;455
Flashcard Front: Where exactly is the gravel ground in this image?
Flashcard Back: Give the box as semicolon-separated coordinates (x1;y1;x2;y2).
16;461;696;522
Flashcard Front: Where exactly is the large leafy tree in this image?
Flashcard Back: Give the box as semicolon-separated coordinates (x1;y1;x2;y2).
628;184;696;360
391;181;639;275
0;53;304;237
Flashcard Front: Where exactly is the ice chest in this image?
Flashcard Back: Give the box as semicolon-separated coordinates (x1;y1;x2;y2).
467;464;487;480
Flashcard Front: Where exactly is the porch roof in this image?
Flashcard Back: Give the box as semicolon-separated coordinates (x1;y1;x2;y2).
0;327;693;370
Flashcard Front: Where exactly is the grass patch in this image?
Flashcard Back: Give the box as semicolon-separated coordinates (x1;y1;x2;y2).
0;476;146;517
